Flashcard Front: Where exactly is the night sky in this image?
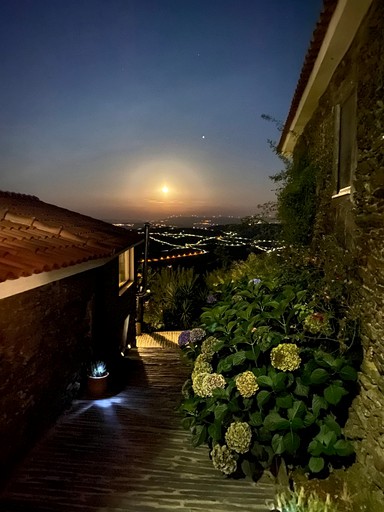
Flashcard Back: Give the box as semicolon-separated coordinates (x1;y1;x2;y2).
0;0;323;222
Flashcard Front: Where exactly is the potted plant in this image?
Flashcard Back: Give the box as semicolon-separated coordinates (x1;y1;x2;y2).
87;361;109;397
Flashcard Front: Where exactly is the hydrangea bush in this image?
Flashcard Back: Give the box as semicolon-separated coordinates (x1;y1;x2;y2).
180;275;360;479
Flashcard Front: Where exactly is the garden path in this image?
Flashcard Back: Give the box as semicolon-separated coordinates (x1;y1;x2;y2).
0;332;275;512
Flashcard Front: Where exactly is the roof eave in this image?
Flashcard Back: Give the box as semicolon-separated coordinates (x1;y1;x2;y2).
0;255;115;300
279;0;373;156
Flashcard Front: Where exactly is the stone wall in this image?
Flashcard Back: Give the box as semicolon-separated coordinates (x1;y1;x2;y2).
0;259;137;480
293;0;384;492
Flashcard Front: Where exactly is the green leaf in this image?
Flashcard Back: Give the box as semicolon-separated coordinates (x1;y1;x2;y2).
207;322;217;332
245;349;259;361
264;412;290;431
312;395;328;416
315;352;337;369
261;446;275;467
246;320;256;332
257;390;272;408
208;421;222;442
301;361;316;383
294;378;309;397
226;379;236;395
212;387;228;399
249;411;263;427
240;289;254;298
271;434;285;455
289;417;304;430
232;334;245;346
217;358;232;373
287;400;306;420
309;456;325;473
217;304;229;315
257;375;273;388
232;351;247;366
214;403;228;421
303;412;316;427
258;427;273;443
241;459;256;479
316;425;337;449
205;402;216;413
285;372;295;389
333;358;345;371
242;398;253;410
324;384;348;405
199;405;214;419
310;368;329;385
265;300;280;309
191;425;207;447
272;372;287;392
296;290;307;301
251;441;265;458
238;309;251;321
227;320;238;333
181;416;195;430
252;367;266;378
283;431;300;454
181;398;199;413
282;286;296;301
339;365;358;382
246;304;254;319
212;340;225;352
334;439;355;457
276;395;293;409
308;440;323;456
323;415;341;435
228;397;241;413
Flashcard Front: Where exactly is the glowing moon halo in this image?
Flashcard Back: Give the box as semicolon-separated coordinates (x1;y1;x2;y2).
161;185;169;194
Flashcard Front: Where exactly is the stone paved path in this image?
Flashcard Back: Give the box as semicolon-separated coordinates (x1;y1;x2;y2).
0;333;275;511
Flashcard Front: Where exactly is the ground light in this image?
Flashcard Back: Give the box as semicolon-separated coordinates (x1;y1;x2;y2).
93;397;124;409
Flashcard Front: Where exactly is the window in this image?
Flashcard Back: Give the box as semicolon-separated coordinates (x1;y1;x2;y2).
333;90;357;197
118;248;134;289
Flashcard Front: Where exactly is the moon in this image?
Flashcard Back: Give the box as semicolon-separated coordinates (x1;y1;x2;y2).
161;185;169;194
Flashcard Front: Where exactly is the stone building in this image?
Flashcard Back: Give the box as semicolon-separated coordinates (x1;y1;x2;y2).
0;191;142;478
278;0;384;492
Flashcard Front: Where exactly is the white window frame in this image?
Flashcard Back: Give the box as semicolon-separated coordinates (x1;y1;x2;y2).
332;89;357;199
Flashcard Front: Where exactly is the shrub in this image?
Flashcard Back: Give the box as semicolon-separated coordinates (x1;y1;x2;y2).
264;114;318;247
144;267;207;330
205;252;279;291
180;273;360;479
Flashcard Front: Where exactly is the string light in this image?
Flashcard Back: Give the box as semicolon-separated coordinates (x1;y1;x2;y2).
138;231;280;264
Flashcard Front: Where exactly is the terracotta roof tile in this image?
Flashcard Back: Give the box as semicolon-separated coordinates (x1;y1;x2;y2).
278;0;338;151
0;191;143;283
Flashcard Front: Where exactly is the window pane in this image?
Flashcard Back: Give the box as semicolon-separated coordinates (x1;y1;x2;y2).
119;250;134;287
119;252;127;286
338;92;355;190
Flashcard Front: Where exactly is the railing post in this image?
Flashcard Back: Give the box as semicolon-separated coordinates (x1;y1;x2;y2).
136;222;150;335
